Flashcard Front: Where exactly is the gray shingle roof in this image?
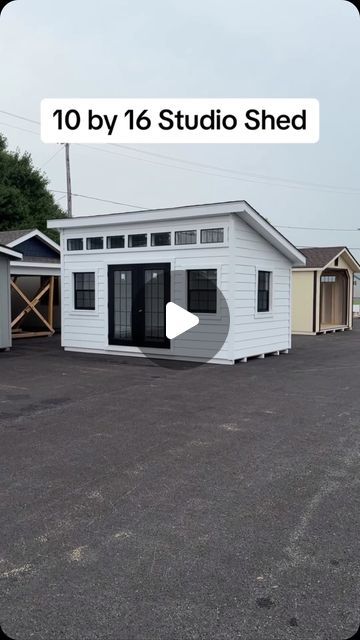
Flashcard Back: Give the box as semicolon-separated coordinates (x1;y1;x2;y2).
300;247;345;269
0;229;35;245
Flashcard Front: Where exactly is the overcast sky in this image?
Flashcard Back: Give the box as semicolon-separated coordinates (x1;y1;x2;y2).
1;0;359;259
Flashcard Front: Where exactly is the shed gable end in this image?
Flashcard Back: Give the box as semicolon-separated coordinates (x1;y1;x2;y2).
15;237;59;261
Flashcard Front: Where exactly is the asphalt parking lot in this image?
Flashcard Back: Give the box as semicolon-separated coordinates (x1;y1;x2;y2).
1;324;360;640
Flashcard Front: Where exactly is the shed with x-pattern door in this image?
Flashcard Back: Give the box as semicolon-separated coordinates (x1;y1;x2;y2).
0;229;61;339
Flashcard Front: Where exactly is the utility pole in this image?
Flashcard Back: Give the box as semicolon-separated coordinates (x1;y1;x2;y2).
65;143;73;217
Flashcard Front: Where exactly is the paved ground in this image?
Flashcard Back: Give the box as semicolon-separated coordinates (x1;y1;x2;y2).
1;325;360;640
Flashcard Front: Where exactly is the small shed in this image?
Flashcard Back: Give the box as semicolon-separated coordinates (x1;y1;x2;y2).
292;246;360;335
49;200;305;365
0;244;22;350
0;229;61;339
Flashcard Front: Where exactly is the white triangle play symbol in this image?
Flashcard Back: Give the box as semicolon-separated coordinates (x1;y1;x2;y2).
166;302;199;340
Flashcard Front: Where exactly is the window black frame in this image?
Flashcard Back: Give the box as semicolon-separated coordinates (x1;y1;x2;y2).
200;228;224;244
175;230;197;245
107;235;125;249
67;238;83;251
86;237;104;251
151;232;171;247
257;270;271;313
74;272;96;310
128;234;147;248
187;269;217;314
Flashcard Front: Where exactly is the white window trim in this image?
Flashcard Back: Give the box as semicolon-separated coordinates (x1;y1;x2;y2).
70;268;99;316
86;236;105;251
65;226;229;254
200;226;226;245
185;265;223;321
254;267;274;318
66;235;85;253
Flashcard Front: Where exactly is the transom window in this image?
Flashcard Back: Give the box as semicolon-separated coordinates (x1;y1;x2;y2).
200;228;224;244
86;237;103;250
67;238;83;251
128;234;147;248
151;232;171;246
321;275;336;283
74;272;95;310
257;271;272;313
188;269;217;314
175;230;197;245
107;235;125;249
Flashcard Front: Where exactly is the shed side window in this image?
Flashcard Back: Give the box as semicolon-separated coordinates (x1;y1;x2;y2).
86;237;103;250
151;232;171;246
175;230;197;245
67;238;83;251
74;272;95;310
188;269;217;313
128;234;147;248
257;271;271;312
200;228;224;243
107;235;125;249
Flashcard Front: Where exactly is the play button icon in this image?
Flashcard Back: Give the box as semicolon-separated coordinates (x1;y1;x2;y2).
137;268;230;369
166;302;199;340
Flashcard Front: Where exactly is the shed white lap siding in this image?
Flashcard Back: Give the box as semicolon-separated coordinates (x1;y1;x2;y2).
62;256;106;347
170;255;230;362
231;215;292;359
61;216;232;363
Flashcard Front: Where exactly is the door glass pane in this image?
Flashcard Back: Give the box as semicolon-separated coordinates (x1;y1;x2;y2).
113;270;132;339
144;269;165;341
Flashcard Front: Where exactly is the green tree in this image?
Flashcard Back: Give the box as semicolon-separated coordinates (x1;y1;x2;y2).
0;134;68;239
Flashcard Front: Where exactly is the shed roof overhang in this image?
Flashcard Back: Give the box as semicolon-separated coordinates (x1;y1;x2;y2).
7;228;61;255
0;245;23;261
48;200;306;267
294;247;360;274
10;261;61;277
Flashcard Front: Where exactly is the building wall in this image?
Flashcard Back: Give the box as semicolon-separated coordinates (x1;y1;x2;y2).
291;271;315;334
0;255;11;349
60;214;297;363
61;215;232;363
231;215;293;359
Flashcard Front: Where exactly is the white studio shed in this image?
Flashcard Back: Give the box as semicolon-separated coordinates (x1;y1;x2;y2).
48;201;306;365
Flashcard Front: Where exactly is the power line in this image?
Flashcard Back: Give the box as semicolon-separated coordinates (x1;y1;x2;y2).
55;195;67;206
2;107;360;197
0;110;40;125
276;224;360;232
92;143;360;196
0;120;39;136
0;111;358;226
40;144;65;169
113;144;360;195
49;189;144;209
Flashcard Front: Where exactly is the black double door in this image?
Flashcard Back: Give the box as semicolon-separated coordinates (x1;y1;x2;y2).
108;263;170;348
